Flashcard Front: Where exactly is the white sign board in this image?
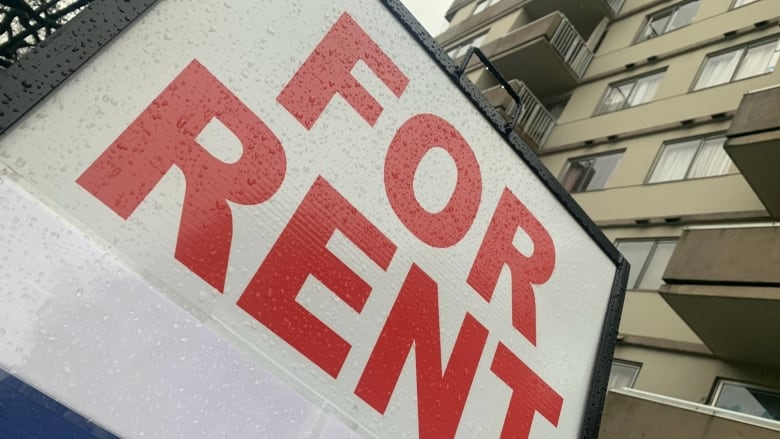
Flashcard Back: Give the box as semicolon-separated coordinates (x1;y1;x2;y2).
0;1;624;437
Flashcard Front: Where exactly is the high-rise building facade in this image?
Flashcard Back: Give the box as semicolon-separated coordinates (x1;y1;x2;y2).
437;0;780;437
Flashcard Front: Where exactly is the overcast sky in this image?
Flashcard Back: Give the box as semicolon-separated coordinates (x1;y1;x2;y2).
399;0;452;35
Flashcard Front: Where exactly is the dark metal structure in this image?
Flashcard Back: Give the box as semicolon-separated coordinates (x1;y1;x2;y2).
0;0;95;69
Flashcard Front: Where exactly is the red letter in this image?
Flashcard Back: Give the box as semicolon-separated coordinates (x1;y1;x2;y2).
355;265;488;439
77;60;286;292
277;13;409;129
384;114;482;248
467;188;555;345
237;177;396;378
491;343;563;439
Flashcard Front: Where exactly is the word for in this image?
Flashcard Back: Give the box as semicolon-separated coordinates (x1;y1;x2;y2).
77;13;562;439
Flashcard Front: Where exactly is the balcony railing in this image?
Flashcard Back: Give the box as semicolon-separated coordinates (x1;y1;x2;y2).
483;80;556;148
550;16;594;77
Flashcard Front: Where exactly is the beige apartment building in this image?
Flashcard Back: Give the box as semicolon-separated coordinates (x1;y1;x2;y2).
437;0;780;437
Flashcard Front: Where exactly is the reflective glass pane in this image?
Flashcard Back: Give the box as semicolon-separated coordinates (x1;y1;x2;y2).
688;136;731;178
668;1;701;31
642;11;672;40
627;71;663;106
599;83;633;113
734;39;778;80
733;0;759;7
637;240;676;290
472;33;486;48
648;139;700;182
584;153;623;191
695;49;742;89
616;241;654;288
715;382;780;421
608;362;640;390
768;40;780;74
473;0;488;14
561;161;589;192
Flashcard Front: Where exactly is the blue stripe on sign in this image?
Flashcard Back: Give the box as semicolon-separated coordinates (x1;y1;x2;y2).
0;368;119;438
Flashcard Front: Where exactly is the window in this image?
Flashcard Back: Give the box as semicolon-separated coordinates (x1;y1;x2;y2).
616;239;677;290
447;32;488;59
596;70;665;114
648;134;732;183
712;379;780;421
637;1;701;42
608;361;641;390
694;38;780;90
732;0;759;8
473;0;501;15
560;151;623;193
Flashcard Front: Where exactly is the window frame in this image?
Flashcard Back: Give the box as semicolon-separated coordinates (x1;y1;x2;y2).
646;132;733;184
691;36;780;91
607;359;642;390
595;69;666;115
731;0;759;9
634;0;701;43
615;238;678;291
559;149;625;193
709;378;780;421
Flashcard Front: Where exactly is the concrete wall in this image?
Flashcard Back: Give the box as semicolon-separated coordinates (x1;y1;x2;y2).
665;226;780;284
620;291;703;343
613;345;780;403
600;389;780;439
569;174;763;224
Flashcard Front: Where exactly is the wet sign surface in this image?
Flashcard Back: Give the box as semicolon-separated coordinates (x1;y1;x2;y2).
0;1;625;438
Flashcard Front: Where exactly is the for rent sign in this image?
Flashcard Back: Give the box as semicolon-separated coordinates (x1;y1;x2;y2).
0;1;626;438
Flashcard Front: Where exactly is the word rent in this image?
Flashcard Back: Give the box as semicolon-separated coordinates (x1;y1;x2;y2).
77;13;562;439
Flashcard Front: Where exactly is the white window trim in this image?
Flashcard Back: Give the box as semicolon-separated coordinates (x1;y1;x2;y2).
731;0;760;9
615;238;678;291
595;69;666;115
559;150;624;193
710;378;780;421
692;37;780;91
646;133;733;183
608;360;641;390
635;0;701;43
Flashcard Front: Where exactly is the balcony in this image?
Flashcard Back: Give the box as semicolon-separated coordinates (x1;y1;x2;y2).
524;0;624;39
725;85;780;219
481;79;555;149
659;225;780;367
468;12;593;99
601;388;780;439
